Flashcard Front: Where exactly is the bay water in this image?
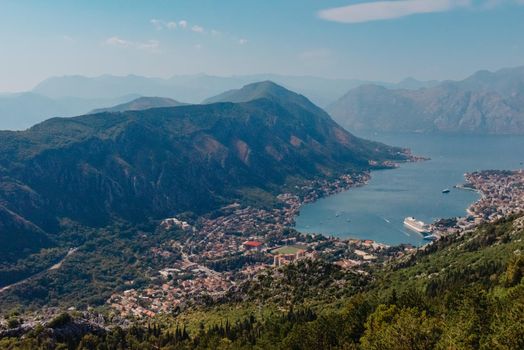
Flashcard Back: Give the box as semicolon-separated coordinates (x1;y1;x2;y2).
294;133;524;246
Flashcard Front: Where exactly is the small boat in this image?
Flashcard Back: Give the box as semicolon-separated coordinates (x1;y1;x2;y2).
442;189;450;194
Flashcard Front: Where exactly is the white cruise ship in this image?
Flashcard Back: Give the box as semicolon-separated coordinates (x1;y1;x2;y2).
403;217;430;233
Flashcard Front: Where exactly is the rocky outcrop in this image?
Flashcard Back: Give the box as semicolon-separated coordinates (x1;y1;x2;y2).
328;66;524;134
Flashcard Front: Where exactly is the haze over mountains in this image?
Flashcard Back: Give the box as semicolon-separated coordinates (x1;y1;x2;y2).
0;73;436;131
34;73;433;107
0;93;140;131
0;81;408;262
328;66;524;135
2;65;523;133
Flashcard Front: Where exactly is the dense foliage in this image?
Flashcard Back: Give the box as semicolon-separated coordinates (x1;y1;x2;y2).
1;216;523;349
0;221;183;311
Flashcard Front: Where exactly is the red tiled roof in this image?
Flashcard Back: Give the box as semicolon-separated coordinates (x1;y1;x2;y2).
244;241;263;247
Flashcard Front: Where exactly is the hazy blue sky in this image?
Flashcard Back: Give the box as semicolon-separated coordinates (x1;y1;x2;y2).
1;0;524;91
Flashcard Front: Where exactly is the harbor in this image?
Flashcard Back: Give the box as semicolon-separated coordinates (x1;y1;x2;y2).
295;133;524;246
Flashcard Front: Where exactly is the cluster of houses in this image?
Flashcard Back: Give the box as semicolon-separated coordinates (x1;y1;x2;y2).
465;170;524;222
107;172;414;319
160;218;192;231
425;170;524;240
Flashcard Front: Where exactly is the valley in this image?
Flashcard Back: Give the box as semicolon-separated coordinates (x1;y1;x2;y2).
1;81;523;350
0;82;410;310
2;2;524;348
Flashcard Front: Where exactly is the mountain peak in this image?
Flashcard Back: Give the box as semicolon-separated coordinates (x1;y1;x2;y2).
203;80;325;116
328;65;524;134
204;81;294;103
89;96;185;114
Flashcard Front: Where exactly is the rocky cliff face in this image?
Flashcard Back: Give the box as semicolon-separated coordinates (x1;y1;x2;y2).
328;66;524;134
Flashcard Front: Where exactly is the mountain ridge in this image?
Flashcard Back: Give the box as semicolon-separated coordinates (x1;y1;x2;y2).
89;96;186;114
328;65;524;134
0;82;409;261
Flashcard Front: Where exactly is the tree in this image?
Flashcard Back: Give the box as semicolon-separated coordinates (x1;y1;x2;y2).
360;305;441;350
503;254;524;287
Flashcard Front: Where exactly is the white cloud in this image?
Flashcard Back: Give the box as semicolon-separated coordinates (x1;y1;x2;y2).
149;19;205;33
150;19;164;30
166;21;177;29
148;18;251;46
105;36;159;52
105;36;132;47
194;44;203;50
151;19;179;30
318;0;472;23
192;25;205;33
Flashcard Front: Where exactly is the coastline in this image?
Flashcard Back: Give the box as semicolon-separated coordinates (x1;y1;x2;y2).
291;164;524;247
430;170;524;240
287;156;423;244
452;182;484;220
288;155;423;222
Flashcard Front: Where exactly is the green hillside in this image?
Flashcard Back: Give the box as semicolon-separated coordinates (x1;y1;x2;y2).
2;215;523;349
0;82;409;307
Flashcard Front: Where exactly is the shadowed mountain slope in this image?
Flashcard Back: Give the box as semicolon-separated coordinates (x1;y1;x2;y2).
328;66;524;134
0;82;409;259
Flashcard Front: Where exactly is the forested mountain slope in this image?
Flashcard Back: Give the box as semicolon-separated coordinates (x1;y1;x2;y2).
2;215;522;349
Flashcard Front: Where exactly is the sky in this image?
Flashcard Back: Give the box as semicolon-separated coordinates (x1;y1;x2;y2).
1;0;524;92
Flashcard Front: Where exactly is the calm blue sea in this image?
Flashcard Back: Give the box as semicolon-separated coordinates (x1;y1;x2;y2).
294;133;524;246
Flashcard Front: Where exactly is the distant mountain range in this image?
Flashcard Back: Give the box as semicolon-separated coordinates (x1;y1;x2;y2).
2;66;523;133
33;74;440;107
0;73;440;131
0;93;139;131
328;66;524;134
31;74;398;107
90;96;186;114
0;81;409;260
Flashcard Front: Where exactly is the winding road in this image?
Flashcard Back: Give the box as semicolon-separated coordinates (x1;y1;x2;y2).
0;247;78;293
